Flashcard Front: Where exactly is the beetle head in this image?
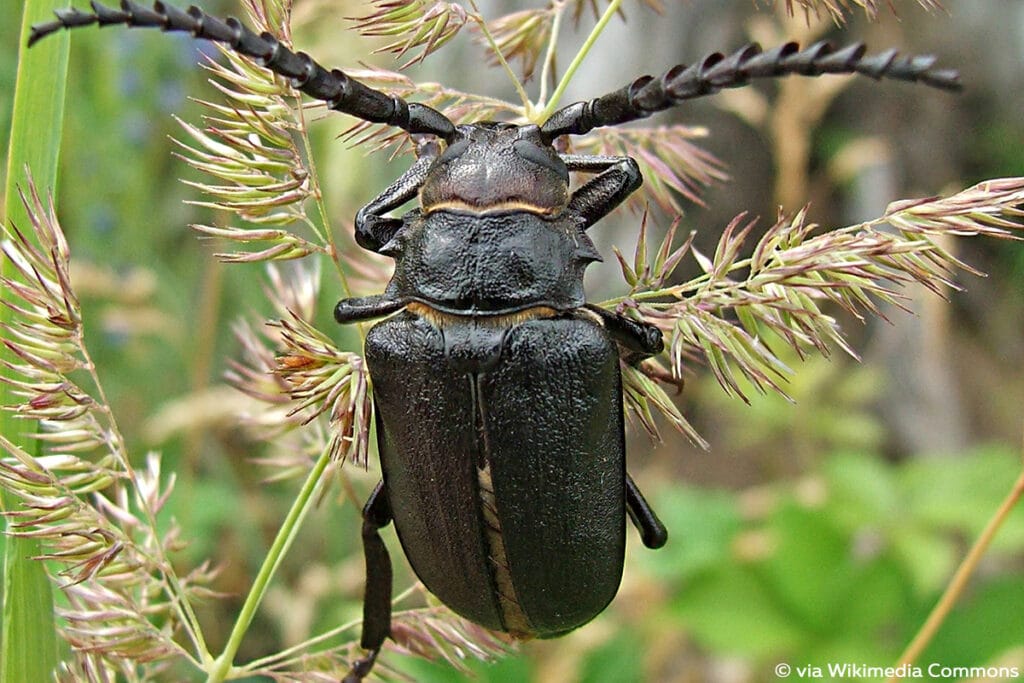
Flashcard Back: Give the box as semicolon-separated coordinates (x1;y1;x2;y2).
419;123;570;216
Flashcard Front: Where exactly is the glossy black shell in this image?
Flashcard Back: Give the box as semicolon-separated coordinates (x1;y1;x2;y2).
363;122;628;638
382;209;601;314
366;312;626;636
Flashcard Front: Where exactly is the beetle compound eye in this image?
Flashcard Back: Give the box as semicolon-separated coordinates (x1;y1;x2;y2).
512;140;569;182
436;139;470;165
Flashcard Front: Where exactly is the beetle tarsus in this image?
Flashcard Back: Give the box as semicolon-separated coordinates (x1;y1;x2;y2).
343;648;379;683
584;304;664;360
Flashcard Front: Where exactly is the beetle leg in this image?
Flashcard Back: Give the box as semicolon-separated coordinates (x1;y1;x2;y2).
626;474;668;549
355;140;442;252
582;305;685;391
335;295;407;324
583;304;663;361
345;481;394;683
562;155;642;229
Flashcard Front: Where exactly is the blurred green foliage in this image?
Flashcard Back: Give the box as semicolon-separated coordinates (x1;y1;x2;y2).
653;447;1024;667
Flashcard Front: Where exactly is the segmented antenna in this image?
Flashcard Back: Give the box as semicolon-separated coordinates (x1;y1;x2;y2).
29;0;456;139
541;41;961;139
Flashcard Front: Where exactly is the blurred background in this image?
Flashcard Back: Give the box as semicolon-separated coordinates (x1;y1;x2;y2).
1;0;1023;681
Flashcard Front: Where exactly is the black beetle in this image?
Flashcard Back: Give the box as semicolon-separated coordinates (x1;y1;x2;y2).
29;3;961;680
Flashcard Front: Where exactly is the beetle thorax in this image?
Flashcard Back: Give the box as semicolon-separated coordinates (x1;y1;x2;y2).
419;123;570;217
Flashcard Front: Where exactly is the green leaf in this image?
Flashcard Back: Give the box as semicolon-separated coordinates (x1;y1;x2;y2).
1;542;59;683
579;630;645;683
641;486;741;581
889;525;958;596
824;451;902;529
920;577;1024;667
3;0;67;223
833;556;912;642
752;502;855;631
900;446;1024;548
1;1;69;681
670;564;805;657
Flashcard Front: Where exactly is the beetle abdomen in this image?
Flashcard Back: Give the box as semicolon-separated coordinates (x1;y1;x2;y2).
365;311;626;637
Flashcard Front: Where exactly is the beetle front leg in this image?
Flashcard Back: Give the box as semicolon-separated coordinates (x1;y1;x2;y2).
345;481;394;683
583;304;663;361
582;310;669;550
626;474;668;549
335;295;407;324
562;155;642;229
355;140;441;252
583;303;686;391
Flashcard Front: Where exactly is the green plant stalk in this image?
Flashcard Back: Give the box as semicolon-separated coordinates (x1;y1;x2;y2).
538;0;623;121
886;454;1024;682
293;96;351;298
206;444;333;682
1;2;69;682
241;614;363;673
240;580;419;674
536;2;567;107
467;0;531;115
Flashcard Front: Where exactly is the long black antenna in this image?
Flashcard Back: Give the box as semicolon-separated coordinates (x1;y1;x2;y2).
30;0;457;140
541;41;961;140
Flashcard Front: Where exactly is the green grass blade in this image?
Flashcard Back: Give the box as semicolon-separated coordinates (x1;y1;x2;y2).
4;2;68;213
1;1;69;681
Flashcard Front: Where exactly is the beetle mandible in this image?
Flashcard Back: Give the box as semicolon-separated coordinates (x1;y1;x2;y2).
30;3;961;680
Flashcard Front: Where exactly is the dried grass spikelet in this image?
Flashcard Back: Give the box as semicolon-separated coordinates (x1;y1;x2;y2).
477;6;556;81
1;181;217;674
573;125;728;215
606;179;1024;437
272;313;373;468
227;263;373;474
173;2;325;263
772;0;944;23
349;0;470;68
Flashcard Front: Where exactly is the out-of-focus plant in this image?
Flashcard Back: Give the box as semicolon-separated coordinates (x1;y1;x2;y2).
2;184;219;680
2;0;1023;680
634;446;1024;683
